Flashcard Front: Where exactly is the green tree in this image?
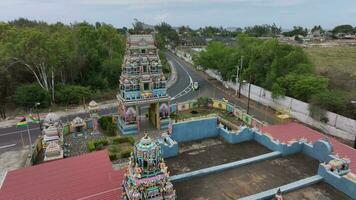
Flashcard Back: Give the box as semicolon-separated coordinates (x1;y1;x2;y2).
14;83;50;108
55;85;91;105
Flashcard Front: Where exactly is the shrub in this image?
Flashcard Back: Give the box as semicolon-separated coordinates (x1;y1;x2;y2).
109;153;117;161
108;145;120;154
120;149;132;158
197;97;213;108
55;85;91;105
14;83;50;108
93;138;109;150
99;116;117;136
87;141;95;152
112;136;135;145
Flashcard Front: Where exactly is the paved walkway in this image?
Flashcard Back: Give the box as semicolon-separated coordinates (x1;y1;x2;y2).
261;122;356;173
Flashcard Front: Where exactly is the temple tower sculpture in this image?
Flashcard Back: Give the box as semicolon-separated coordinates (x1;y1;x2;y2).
122;134;176;199
88;100;99;135
117;34;171;135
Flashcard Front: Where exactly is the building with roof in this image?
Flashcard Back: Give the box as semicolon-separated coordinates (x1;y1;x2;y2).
0;150;124;200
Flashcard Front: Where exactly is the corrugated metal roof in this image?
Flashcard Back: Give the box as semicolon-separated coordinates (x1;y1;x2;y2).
0;150;124;200
261;122;356;173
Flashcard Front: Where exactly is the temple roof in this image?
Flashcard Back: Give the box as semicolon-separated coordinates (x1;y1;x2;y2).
0;150;125;200
128;34;155;49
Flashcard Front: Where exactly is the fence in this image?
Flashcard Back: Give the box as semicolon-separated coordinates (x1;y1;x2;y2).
205;69;356;141
170;98;266;130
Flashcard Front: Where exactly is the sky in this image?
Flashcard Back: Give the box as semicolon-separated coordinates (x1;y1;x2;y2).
0;0;356;29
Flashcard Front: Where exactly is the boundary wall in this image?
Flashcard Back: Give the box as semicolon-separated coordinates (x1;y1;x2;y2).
159;117;356;199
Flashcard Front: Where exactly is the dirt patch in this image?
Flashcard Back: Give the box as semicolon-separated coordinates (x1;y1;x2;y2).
166;138;271;175
284;182;351;200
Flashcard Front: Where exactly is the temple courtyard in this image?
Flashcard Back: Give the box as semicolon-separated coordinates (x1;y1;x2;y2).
166;137;352;200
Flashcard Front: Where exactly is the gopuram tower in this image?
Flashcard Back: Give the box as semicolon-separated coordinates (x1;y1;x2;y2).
117;34;171;135
122;135;176;199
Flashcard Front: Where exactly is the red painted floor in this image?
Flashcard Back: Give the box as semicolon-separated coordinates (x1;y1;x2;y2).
261;122;356;173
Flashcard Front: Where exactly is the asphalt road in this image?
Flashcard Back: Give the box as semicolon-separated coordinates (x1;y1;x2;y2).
0;50;278;153
0;51;197;153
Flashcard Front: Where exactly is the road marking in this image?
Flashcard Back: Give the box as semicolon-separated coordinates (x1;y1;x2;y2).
0;144;16;149
168;54;194;100
0;128;40;137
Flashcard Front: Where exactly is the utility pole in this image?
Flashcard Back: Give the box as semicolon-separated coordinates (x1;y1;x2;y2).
247;76;252;115
235;65;239;95
238;56;243;98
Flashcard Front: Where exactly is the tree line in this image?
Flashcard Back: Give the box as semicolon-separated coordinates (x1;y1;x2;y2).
193;34;354;120
0;18;125;118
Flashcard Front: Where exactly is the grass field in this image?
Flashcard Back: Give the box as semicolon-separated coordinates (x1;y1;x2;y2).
305;46;356;92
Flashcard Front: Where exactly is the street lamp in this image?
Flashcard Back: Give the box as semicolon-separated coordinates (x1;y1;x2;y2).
34;102;42;130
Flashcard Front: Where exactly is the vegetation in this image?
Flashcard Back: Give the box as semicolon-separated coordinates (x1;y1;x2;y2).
305;46;356;119
194;34;354;118
0;18;125;118
155;22;179;48
98;116;117;136
244;24;281;37
283;26;308;37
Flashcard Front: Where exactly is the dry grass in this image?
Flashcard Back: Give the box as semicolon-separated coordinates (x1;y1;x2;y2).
305;46;356;93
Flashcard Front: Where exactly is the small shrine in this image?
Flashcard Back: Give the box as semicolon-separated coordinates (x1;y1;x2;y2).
42;113;63;149
117;34;171;135
70;116;86;134
122;134;176;199
44;141;63;161
43;112;60;129
88;100;100;135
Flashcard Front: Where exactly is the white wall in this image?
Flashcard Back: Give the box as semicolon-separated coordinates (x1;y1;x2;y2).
176;51;356;140
222;75;356;141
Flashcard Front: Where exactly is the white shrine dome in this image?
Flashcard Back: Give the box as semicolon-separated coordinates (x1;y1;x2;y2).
44;113;59;124
88;100;98;108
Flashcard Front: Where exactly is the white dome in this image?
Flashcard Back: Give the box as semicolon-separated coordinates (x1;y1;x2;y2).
88;100;98;108
44;113;59;124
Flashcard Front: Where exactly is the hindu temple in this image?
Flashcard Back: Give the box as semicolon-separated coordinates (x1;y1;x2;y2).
122;135;176;199
117;34;171;135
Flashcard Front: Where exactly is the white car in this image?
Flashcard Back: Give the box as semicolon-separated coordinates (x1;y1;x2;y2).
193;82;199;90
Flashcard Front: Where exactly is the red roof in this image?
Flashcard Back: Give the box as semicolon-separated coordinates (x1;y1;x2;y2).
0;150;125;200
261;122;356;173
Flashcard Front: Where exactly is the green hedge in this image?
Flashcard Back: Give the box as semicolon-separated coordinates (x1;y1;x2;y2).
109;153;118;161
120;149;132;158
112;136;135;145
87;141;95;152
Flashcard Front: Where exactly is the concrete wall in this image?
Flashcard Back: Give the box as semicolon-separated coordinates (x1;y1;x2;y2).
162;117;355;199
171;117;219;142
318;165;356;199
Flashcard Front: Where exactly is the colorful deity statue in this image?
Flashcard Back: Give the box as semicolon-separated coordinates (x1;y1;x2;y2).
122;134;176;200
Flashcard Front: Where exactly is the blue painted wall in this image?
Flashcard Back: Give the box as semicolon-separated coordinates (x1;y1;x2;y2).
159;137;178;158
318;165;356;199
219;126;254;144
160;117;355;199
171;117;219;142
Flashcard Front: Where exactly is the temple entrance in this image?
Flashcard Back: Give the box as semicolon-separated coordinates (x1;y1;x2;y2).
148;103;160;129
137;104;160;133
